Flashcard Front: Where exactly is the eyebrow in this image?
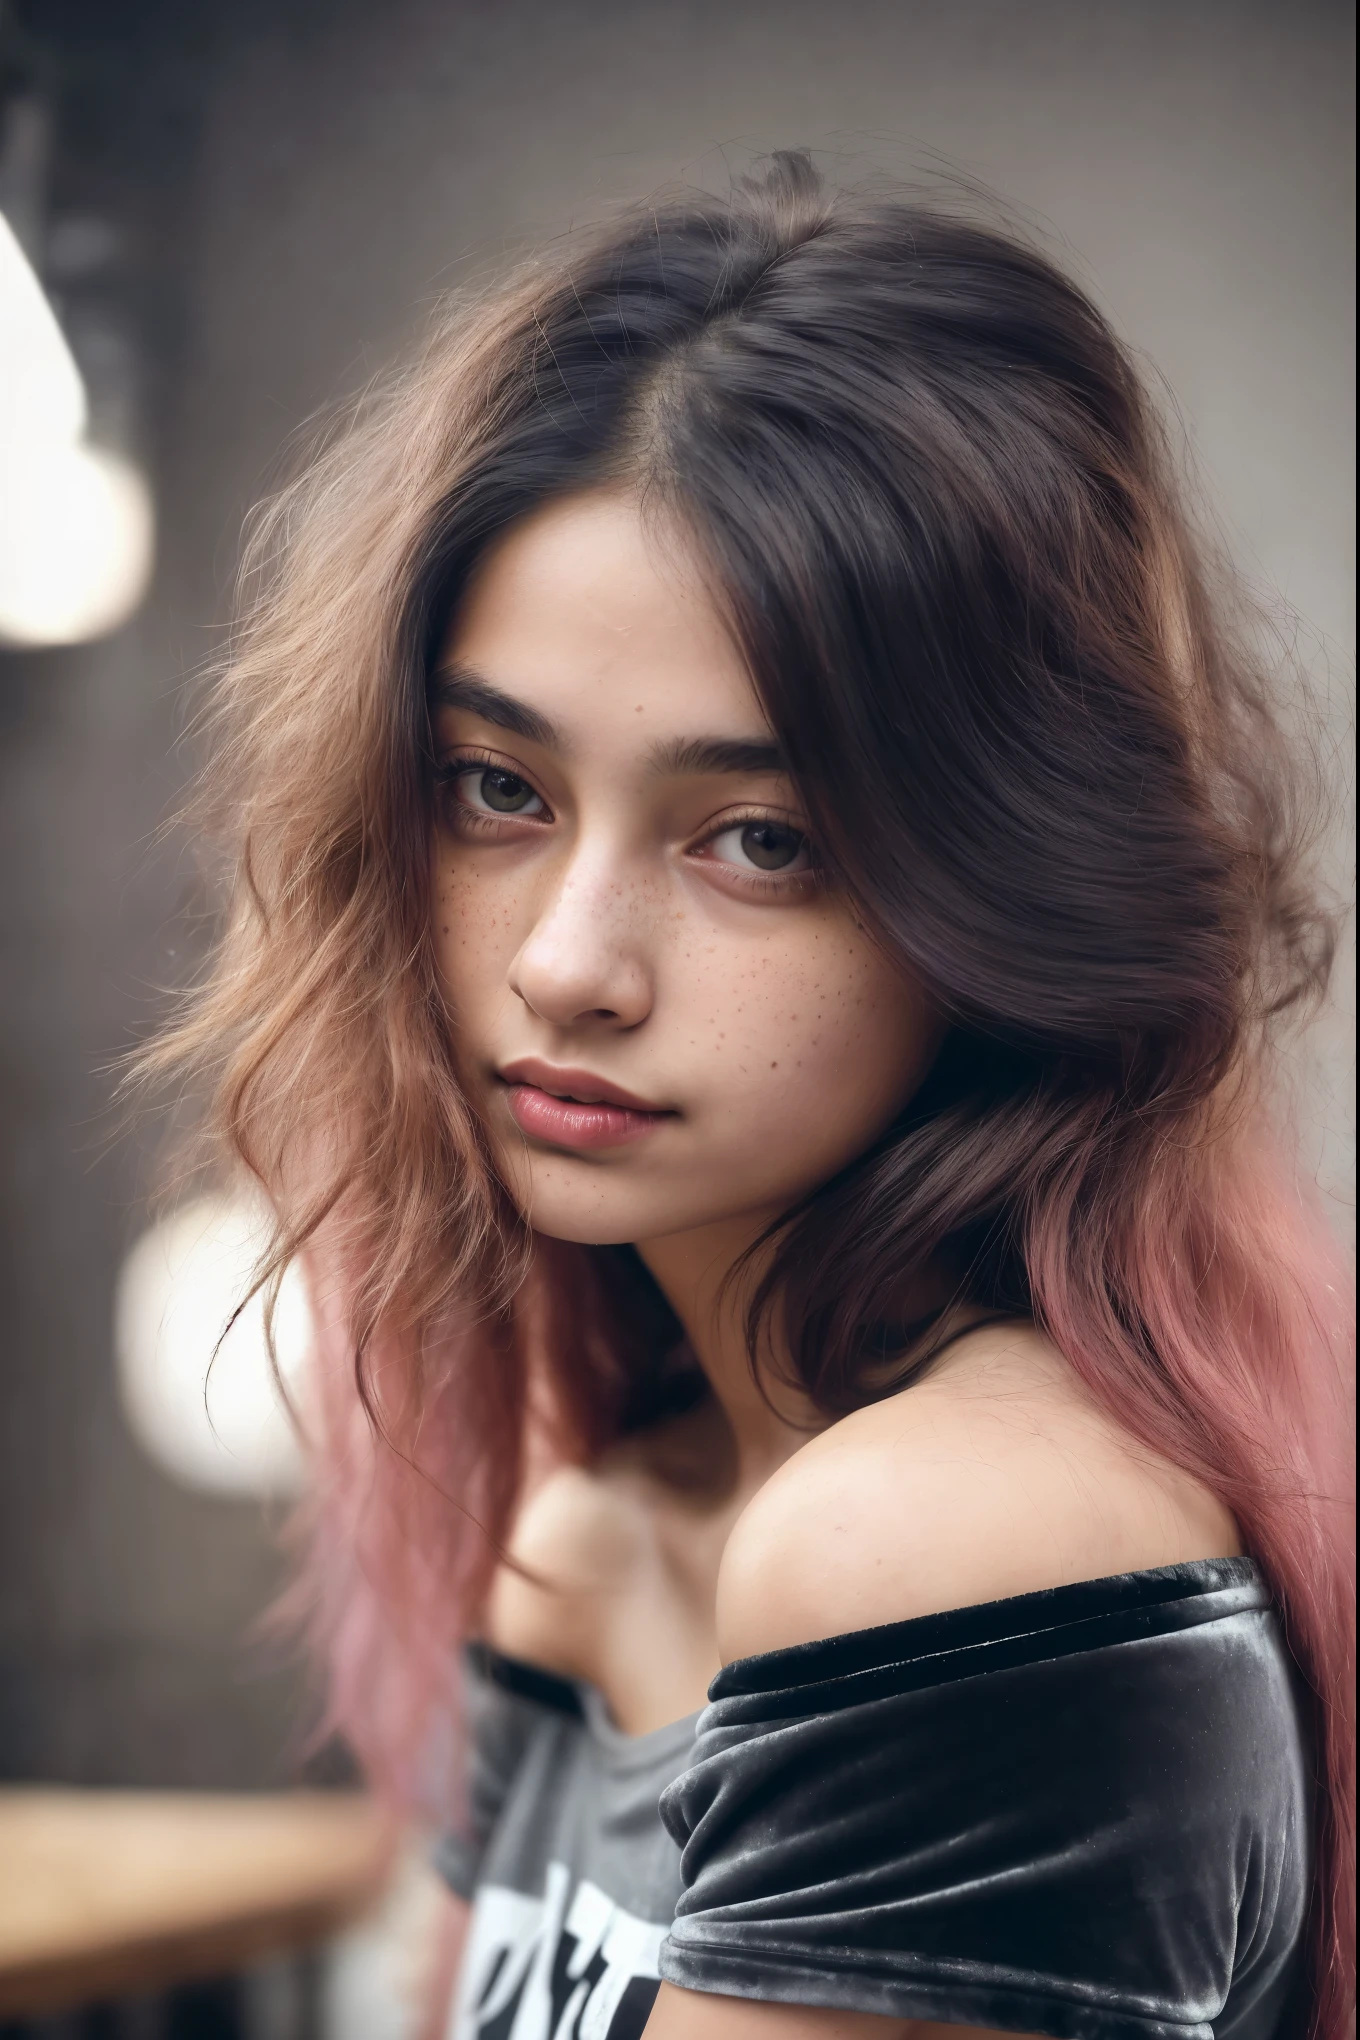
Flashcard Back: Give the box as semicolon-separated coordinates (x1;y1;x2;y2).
431;665;786;777
430;667;562;749
648;734;786;777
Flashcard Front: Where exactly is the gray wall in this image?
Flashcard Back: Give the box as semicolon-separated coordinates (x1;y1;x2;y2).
1;0;1352;1787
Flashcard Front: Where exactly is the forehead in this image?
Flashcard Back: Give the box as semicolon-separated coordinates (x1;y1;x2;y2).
441;489;768;743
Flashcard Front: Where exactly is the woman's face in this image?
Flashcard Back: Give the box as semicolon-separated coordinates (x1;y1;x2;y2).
432;490;940;1252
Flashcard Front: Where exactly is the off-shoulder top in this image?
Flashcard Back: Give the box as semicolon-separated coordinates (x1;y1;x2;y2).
434;1558;1310;2040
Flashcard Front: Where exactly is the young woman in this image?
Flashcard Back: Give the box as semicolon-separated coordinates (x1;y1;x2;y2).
151;156;1353;2039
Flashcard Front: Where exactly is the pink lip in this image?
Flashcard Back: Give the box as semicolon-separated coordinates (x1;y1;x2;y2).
497;1059;674;1153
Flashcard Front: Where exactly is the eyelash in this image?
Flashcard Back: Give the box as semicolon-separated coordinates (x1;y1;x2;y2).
433;749;550;833
434;750;818;896
690;808;819;895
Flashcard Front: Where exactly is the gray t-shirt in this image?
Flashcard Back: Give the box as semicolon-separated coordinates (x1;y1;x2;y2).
436;1561;1310;2040
434;1646;696;2040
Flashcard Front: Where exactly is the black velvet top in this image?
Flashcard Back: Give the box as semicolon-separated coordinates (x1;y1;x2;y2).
438;1557;1310;2040
658;1557;1310;2039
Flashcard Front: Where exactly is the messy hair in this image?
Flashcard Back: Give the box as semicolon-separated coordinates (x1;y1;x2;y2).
141;156;1352;2033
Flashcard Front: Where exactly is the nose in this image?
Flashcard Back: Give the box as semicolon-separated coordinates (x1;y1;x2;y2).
508;849;655;1031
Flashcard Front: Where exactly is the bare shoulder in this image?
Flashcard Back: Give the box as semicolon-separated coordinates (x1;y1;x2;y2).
482;1454;653;1676
716;1320;1241;1663
482;1395;726;1677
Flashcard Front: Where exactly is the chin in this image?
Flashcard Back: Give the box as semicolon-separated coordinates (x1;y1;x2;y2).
522;1190;668;1247
495;1151;659;1246
528;1209;650;1247
513;1156;759;1249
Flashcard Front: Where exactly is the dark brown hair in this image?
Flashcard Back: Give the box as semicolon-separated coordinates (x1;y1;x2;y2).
144;155;1352;2033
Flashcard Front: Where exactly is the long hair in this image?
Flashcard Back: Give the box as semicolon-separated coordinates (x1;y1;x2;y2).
140;156;1353;2033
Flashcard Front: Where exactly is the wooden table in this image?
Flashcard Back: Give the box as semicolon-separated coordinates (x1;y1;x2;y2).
0;1788;394;2019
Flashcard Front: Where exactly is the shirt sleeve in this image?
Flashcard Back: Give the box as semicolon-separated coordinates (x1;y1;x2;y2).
656;1561;1308;2040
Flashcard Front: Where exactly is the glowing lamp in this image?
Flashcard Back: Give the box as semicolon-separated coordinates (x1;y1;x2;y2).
0;210;154;646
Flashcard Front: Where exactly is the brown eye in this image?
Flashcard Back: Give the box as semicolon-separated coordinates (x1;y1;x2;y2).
451;763;546;818
739;821;805;870
478;768;537;812
700;816;813;883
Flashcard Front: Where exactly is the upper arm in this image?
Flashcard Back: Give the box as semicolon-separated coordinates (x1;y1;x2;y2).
644;1983;1034;2040
716;1323;1238;1661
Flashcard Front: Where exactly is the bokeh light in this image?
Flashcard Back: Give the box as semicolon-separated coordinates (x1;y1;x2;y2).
114;1196;311;1498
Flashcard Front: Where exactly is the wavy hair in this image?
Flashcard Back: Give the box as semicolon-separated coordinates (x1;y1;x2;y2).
140;157;1353;2034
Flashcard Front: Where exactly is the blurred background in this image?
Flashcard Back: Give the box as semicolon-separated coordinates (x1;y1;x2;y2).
0;0;1353;2033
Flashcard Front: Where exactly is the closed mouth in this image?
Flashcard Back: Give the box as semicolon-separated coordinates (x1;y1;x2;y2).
496;1059;673;1117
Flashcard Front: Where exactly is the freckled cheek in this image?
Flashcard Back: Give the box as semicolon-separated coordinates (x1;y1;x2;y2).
679;933;927;1134
432;862;525;1016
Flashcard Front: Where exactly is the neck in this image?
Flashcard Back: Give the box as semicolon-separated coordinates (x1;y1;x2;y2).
635;1213;824;1489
